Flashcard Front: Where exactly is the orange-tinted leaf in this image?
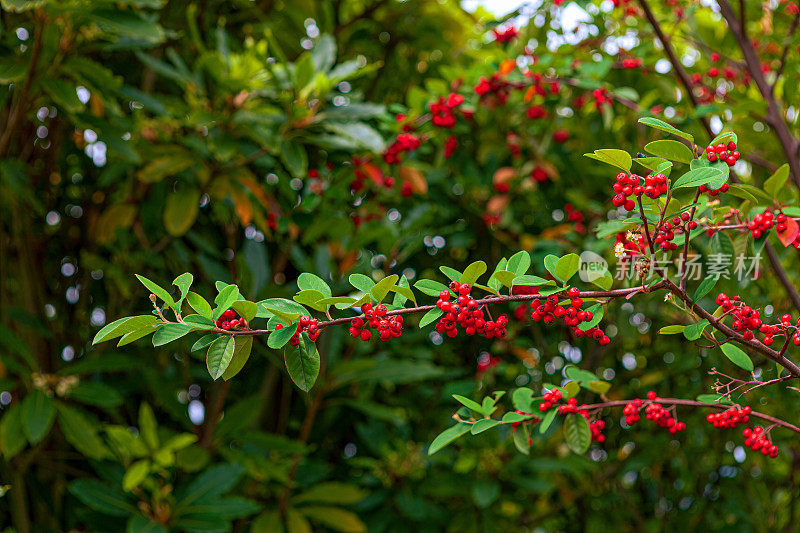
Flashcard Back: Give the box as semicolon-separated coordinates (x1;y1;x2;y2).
499;59;516;76
778;217;799;247
399;166;428;194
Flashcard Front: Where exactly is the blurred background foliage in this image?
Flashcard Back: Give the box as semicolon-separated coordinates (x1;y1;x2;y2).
1;0;800;531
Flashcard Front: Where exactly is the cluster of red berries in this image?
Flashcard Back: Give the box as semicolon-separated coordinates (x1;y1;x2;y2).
524;71;561;99
444;135;458;158
275;315;320;346
747;210;774;239
698;182;729;196
383;133;421;164
653;221;679;251
215;309;249;331
623;392;686;434
492;26;518;43
429;93;464;128
705;406;751;429
434;282;509;339
611;172;668;211
564;203;586;233
759;313;800;346
474;73;513;105
716;293;763;341
590;87;612;111
743;427;779;458
539;388;563;412
348;303;403;342
705;141;740;167
526;105;547;120
529;287;611;345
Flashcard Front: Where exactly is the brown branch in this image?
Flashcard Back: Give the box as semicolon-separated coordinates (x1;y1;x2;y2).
637;0;713;136
0;14;44;158
578;398;800;434
717;0;800;190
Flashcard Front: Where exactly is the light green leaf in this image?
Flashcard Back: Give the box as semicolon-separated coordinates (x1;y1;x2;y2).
720;343;754;372
428;422;471;455
152;324;195;346
135;275;175;309
186;292;212;319
637;117;693;142
460;261;487;286
644;140;693;163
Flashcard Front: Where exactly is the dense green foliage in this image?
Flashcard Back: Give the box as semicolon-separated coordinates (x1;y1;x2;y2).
3;1;800;531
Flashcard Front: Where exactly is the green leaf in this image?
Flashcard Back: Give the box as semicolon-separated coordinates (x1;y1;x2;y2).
720;343;754;372
390;284;416;305
69;479;136;517
293;482;368;505
439;265;462;281
297;506;366;533
231;300;258;322
419;307;443;327
414;279;450;297
538;408;557;434
183;315;215;330
56;404;110;460
370;274;399;302
672;167;725;189
693;276;718;301
512;387;534;412
513;424;531;454
637;117;693;142
563;414;591;454
118;324;161;347
138;403;159;450
555;254;580;283
543;254;559;280
644;140;693;163
206;336;236;380
428;422;471;455
507;251;531;275
511;275;553;287
696;394;733;405
460;261;487;286
280;138;308;177
348;273;375;293
452;394;486;415
683;320;709;340
488;258;508;291
764;164;789;198
260;298;306;322
709;131;737;146
222;335;253;381
584;149;632;171
152;324;195;346
268;324;296;349
123;460;150;491
297;273;332;298
0;403;27;459
577;304;603;331
21;389;55;444
565;366;600;384
186;292;212;319
93;315;159;345
659;325;685;334
491;270;517;288
284;332;320;392
213;285;240;320
470;419;501;435
191;334;218;352
135;275;176;309
164;189;200;236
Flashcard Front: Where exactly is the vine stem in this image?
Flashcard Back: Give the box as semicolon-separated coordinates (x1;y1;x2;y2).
222;284;665;337
454;398;800;435
577;398;800;434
